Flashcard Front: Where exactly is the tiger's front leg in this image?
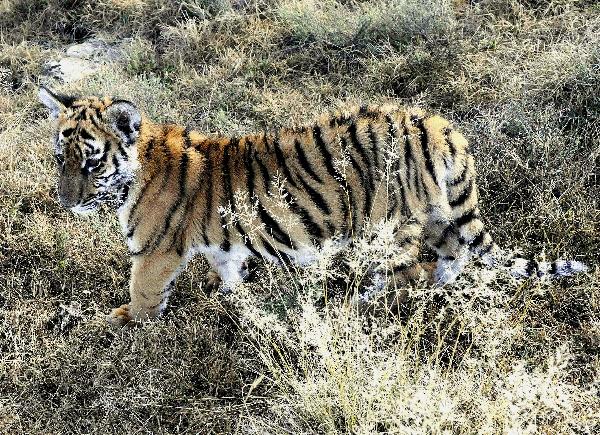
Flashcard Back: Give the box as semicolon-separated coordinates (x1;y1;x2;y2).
108;250;184;327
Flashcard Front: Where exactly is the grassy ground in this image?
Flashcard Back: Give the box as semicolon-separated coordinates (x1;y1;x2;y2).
1;0;599;433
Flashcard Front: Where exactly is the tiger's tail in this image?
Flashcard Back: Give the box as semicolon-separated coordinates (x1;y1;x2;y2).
472;236;588;279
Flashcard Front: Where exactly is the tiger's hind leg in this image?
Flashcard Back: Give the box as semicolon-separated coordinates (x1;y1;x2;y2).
203;260;253;294
202;247;250;294
108;250;185;327
363;221;424;302
426;205;495;286
424;207;476;286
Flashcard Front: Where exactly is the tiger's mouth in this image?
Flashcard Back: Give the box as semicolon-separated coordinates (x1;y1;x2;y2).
68;187;129;214
70;200;99;215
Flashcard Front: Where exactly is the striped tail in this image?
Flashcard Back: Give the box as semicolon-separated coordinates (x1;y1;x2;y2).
474;238;588;279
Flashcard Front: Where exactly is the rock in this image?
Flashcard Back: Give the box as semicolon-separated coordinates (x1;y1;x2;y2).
43;57;100;83
65;39;121;61
42;38;123;84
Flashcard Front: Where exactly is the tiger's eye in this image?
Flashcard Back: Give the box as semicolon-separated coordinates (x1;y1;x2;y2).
85;158;102;171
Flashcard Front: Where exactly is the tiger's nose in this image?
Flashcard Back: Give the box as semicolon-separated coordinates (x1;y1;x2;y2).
58;194;79;208
58;176;81;208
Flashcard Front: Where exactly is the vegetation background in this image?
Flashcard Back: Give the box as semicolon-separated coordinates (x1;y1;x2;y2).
0;0;599;433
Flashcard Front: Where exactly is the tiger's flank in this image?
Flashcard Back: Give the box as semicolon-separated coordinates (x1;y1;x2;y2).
39;87;587;327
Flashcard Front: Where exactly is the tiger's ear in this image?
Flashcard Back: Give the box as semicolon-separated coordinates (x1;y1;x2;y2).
39;86;75;119
104;100;141;146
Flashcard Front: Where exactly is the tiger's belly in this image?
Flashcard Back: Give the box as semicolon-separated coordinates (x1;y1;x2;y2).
193;239;337;287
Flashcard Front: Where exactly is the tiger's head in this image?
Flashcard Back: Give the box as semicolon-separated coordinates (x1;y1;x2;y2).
39;87;141;214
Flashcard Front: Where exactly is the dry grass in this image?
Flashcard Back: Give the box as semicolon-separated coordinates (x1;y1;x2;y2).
1;0;599;433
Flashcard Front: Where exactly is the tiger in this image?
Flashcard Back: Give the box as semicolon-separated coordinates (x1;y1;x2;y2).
38;86;587;327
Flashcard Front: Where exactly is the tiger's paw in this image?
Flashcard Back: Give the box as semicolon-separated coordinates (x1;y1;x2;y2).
107;304;137;329
204;270;222;294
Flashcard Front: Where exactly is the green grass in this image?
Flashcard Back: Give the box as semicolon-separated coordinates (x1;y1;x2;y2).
1;0;599;433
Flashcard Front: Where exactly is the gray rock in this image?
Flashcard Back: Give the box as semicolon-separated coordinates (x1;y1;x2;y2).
65;39;121;61
42;38;123;84
43;57;100;83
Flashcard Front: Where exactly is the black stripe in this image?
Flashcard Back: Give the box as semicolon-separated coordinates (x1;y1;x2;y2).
525;260;538;276
241;236;260;257
396;178;411;217
282;187;324;241
201;146;214;245
455;208;478;228
386;194;398;220
111;154;120;173
80;129;94;141
88;113;103;131
326;221;336;236
433;224;456;249
469;229;485;249
116;140;129;161
348;121;375;216
449;163;469;186
295;171;331;215
259;205;293;249
253;151;272;193
220;139;235;252
348;121;371;170
385;114;397;142
444;127;456;156
416;118;439;187
144;138;156;161
294;139;323;184
234;139;261;257
549;262;558;275
441;255;456;261
183;127;192;148
273;134;298;189
312;125;339;181
401;124;413;175
260;236;280;259
62;128;75;137
131;151;189;255
341;138;360;234
220;238;231;252
449;179;474;208
244;139;256;198
312;125;349;232
261;132;271;153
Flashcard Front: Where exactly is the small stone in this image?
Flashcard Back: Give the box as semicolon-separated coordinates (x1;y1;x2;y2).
41;38;123;84
43;57;100;83
65;39;120;61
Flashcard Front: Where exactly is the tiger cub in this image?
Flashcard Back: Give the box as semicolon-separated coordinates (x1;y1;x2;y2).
39;87;586;326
